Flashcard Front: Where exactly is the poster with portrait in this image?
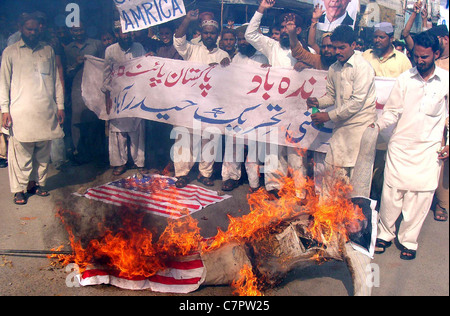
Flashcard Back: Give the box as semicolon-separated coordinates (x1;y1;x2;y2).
314;0;359;32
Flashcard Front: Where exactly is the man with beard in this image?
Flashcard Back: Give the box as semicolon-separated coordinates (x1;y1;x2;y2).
246;1;305;67
429;25;449;71
362;22;412;208
0;13;64;205
102;23;146;176
287;15;336;197
362;22;412;78
174;10;229;66
232;25;269;65
221;25;269;192
288;20;336;71
245;0;308;200
373;31;449;260
173;10;230;188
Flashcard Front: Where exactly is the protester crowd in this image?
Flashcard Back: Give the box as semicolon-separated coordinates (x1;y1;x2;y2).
0;0;448;263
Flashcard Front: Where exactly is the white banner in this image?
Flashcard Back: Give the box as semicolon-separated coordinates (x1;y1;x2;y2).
82;55;396;153
113;0;186;33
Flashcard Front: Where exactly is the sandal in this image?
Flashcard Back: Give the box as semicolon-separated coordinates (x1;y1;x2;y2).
112;165;127;176
197;175;214;187
400;246;416;260
137;167;148;175
248;186;261;194
222;179;239;192
175;176;190;188
14;192;27;205
434;204;448;222
34;186;50;197
267;189;281;200
375;239;392;254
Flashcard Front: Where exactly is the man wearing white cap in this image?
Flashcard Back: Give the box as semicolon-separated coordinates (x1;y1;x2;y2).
362;22;412;78
173;10;230;188
102;22;147;176
362;22;412;205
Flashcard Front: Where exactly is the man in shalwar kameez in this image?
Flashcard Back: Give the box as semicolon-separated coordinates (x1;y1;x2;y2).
172;10;230;188
374;31;449;260
245;0;308;199
221;24;268;192
306;25;377;296
307;25;377;196
0;13;64;205
102;23;146;176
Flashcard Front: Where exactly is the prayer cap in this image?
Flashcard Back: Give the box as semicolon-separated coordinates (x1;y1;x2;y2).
201;19;219;29
374;22;394;35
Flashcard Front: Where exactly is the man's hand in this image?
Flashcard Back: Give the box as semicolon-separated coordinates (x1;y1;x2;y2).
186;9;199;22
258;0;275;13
220;57;231;67
413;0;422;13
306;97;319;109
311;112;330;125
421;2;428;20
76;55;86;65
438;145;449;161
369;123;380;132
294;62;309;72
285;18;297;35
312;4;325;21
2;113;12;130
57;109;65;125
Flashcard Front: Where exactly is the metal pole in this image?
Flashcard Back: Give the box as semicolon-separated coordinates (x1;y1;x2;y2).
0;249;73;256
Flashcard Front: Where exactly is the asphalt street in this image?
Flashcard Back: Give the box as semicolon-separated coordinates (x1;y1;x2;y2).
0;161;448;297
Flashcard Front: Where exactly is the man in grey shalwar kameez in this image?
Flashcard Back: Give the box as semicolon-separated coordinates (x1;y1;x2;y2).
0;13;64;205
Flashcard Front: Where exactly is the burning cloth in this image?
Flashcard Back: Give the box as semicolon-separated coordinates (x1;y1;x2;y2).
77;253;206;293
74;174;231;218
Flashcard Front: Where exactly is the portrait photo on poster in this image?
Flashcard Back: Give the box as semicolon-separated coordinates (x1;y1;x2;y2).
314;0;359;32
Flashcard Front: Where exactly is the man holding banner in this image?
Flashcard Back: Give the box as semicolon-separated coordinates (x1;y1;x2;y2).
172;9;230;188
221;24;269;193
246;0;308;199
102;22;147;176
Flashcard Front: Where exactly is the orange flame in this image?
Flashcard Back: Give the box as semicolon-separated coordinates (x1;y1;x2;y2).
52;170;365;295
232;264;262;296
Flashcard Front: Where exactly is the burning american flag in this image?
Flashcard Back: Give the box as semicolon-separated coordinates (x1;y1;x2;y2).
75;174;231;218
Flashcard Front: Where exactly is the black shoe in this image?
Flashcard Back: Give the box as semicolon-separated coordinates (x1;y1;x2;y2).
267;189;281;200
0;158;7;168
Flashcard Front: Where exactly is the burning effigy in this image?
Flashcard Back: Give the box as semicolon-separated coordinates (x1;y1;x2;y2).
50;127;379;296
